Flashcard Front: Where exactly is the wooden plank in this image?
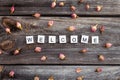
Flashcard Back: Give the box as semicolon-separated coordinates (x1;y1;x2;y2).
0;16;120;64
0;0;120;15
1;66;120;80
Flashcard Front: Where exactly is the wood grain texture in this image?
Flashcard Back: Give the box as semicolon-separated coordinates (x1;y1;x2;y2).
0;0;120;15
0;66;120;80
0;16;120;64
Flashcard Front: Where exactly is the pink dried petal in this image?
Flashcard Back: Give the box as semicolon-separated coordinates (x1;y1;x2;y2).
59;2;65;7
71;13;77;19
51;1;56;8
98;55;105;61
16;22;22;30
59;53;66;60
91;24;98;32
10;5;15;14
105;43;112;48
33;13;41;18
100;26;105;33
40;56;47;61
86;3;90;10
71;6;76;11
5;28;11;34
95;68;102;72
35;47;42;53
48;21;54;27
0;50;2;55
9;70;15;78
96;5;103;12
75;68;82;73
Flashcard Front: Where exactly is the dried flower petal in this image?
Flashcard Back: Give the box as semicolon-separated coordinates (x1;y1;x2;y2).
86;3;90;10
0;66;3;72
14;50;19;55
80;48;87;53
10;5;15;14
34;76;40;80
35;47;42;53
100;26;105;34
16;22;22;30
98;55;105;61
0;50;3;55
105;43;112;48
71;5;76;11
67;26;76;32
59;2;65;7
48;76;54;80
71;13;78;19
40;56;47;61
77;76;84;80
96;5;103;12
91;24;98;32
59;53;66;60
79;0;84;3
5;28;11;34
48;20;54;27
51;1;56;8
75;68;82;73
9;70;15;78
95;68;102;72
33;13;41;19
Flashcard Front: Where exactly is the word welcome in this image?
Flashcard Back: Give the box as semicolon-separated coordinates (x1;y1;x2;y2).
26;35;99;44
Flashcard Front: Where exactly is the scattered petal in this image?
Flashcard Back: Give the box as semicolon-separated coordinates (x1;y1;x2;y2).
96;5;103;12
48;20;54;27
100;26;105;34
48;76;54;80
59;2;65;7
51;1;56;8
35;47;42;53
105;43;112;48
77;76;84;80
40;56;47;61
71;5;76;11
71;13;78;19
79;0;84;3
59;53;66;60
67;26;76;32
33;13;41;19
10;5;15;14
80;48;87;53
0;66;3;72
85;3;90;10
9;70;15;78
98;55;105;61
0;50;3;55
5;28;11;34
34;76;40;80
16;22;22;30
75;68;82;73
95;68;102;72
91;24;98;32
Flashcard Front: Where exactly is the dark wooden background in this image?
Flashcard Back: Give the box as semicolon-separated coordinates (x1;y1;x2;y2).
0;0;120;80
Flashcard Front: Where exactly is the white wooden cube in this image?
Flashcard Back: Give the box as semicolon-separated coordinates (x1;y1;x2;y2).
70;35;78;43
48;36;56;43
81;35;89;44
26;36;34;44
37;35;45;43
59;35;67;43
92;36;99;44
